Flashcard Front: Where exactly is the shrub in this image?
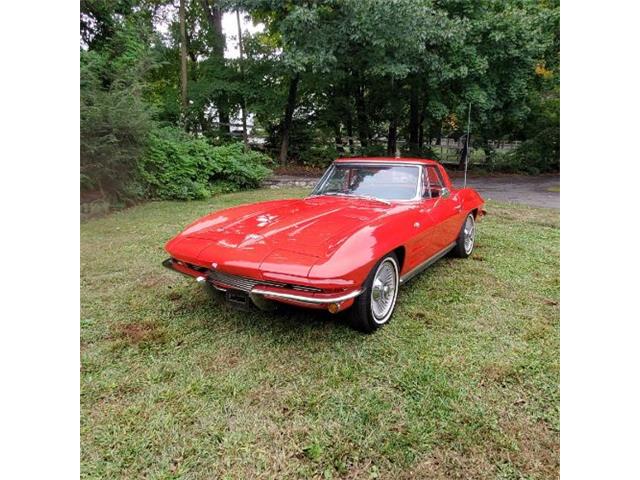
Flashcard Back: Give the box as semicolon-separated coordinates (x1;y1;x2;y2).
138;127;272;200
489;128;559;175
80;18;158;203
510;127;560;174
80;51;154;202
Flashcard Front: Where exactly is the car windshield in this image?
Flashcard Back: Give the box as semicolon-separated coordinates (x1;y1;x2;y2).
312;164;420;201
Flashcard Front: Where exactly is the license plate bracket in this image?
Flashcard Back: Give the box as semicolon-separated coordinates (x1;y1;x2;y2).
225;289;252;310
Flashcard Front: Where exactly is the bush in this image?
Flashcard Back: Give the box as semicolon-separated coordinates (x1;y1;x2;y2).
488;128;559;175
510;127;560;174
509;87;560;173
81;50;154;202
138;127;272;200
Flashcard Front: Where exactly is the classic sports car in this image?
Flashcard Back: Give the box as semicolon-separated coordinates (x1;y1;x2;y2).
163;157;485;332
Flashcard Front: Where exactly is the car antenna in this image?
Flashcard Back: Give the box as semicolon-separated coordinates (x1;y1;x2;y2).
463;101;471;188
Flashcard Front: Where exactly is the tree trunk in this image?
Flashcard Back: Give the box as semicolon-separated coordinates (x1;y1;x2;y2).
387;120;397;156
334;122;344;153
179;0;188;115
417;102;426;150
354;80;369;148
408;83;420;153
346;112;354;150
387;79;399;156
201;0;229;135
279;74;300;165
236;10;248;149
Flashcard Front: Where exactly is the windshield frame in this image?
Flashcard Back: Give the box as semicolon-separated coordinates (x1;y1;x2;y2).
310;162;424;202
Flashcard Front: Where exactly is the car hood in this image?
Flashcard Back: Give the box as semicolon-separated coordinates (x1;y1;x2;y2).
186;197;391;252
166;196;396;277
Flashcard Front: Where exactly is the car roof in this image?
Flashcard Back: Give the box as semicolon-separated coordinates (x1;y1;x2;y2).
333;156;440;166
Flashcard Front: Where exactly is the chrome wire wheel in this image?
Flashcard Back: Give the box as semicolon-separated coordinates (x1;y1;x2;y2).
370;257;399;324
463;214;476;254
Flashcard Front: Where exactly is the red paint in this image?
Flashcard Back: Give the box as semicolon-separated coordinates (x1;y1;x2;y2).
164;157;485;311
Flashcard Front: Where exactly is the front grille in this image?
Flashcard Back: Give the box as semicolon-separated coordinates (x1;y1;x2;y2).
176;259;323;294
208;269;282;292
208;267;322;294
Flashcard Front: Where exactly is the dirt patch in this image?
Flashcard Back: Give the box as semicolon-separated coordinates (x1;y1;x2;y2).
480;362;522;386
198;348;242;373
140;274;170;289
112;321;165;345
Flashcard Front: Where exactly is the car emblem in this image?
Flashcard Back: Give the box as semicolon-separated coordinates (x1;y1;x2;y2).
211;262;218;269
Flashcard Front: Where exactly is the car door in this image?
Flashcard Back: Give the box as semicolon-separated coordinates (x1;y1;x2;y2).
420;165;461;252
402;166;452;269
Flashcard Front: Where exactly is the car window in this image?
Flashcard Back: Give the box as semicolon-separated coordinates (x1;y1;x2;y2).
314;164;420;200
423;166;445;198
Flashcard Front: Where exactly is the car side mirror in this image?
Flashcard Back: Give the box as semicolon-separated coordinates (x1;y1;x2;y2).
440;187;450;199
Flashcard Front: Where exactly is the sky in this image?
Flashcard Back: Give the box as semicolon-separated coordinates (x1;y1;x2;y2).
221;11;265;59
150;7;264;59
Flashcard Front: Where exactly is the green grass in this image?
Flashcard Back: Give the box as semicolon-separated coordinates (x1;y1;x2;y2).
81;187;559;479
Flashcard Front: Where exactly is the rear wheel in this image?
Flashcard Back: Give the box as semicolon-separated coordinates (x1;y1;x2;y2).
451;213;476;258
348;253;400;333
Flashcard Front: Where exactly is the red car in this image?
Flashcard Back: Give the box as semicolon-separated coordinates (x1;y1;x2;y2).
163;157;485;332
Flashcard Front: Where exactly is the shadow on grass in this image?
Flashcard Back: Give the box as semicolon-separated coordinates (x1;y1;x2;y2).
166;283;366;344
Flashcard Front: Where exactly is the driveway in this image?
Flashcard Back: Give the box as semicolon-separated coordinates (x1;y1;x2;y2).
449;173;560;209
265;173;560;209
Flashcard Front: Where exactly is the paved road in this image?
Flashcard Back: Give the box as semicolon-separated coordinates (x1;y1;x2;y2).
264;173;560;209
450;174;559;209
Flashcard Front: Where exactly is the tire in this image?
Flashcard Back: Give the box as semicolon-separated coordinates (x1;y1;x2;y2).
348;253;400;333
451;212;476;258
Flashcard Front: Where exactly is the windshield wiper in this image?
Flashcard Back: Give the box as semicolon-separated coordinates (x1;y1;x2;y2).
315;192;391;205
346;194;391;205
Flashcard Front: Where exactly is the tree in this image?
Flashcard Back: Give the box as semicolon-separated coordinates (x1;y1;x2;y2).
179;0;188;114
200;0;230;135
80;14;157;200
81;0;560;187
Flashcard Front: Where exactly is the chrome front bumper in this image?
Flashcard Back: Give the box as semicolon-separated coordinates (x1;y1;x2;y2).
250;287;362;304
163;257;362;307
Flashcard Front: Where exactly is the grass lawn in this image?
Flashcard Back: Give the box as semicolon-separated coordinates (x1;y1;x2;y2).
81;188;559;479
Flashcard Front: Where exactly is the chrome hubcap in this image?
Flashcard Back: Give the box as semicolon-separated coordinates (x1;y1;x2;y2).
371;258;398;324
464;215;475;254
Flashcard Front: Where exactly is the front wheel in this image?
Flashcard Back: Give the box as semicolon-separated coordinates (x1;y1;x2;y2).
348;253;400;333
451;213;476;258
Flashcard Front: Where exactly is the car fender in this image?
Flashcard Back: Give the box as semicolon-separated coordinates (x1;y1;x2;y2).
308;209;415;286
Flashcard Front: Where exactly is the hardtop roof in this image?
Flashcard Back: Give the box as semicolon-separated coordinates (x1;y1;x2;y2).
333;156;439;165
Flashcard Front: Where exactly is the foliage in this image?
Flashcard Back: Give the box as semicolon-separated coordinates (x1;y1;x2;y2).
80;16;156;202
138;127;272;200
81;188;559;478
80;0;560;201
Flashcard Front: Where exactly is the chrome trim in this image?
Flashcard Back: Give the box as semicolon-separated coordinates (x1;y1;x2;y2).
336;160;430;166
207;269;323;293
310;163;336;195
309;162;424;202
399;242;456;284
251;287;363;304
